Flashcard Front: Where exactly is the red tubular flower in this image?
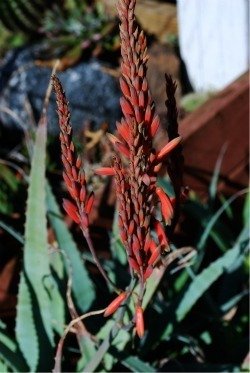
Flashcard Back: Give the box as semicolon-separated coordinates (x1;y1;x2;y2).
156;136;182;162
62;199;80;224
135;306;145;338
104;292;127;317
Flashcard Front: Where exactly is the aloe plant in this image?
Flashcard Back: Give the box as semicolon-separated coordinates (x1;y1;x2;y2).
0;0;248;371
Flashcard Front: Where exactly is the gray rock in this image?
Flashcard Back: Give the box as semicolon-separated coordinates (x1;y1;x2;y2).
0;45;121;134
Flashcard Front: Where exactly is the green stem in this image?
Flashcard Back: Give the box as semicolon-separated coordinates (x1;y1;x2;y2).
83;229;120;294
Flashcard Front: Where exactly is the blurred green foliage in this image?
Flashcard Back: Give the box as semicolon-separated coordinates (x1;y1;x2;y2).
181;92;215;113
0;25;27;57
0;0;118;60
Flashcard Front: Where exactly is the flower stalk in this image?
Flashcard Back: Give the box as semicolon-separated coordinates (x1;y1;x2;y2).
52;75;119;292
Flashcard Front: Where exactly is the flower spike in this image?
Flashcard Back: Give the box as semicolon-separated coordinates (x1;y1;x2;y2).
53;0;184;341
52;75;93;232
53;75;119;292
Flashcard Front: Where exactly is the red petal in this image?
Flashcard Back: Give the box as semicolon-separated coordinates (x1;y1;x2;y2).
76;156;82;169
141;174;151;186
128;257;140;272
143;265;153;281
63;171;72;189
138;64;144;77
150;115;160;137
134;249;142;266
148;239;157;254
156;187;174;223
120;77;130;97
104;292;127;317
94;167;116;176
71;166;78;181
130;86;139;106
79;186;86;203
128;220;135;235
68;185;79;200
134;107;143;123
120;97;134;116
154;220;169;249
148;246;161;265
142;77;148;92
117;121;130;143
135;306;144;338
145;105;152;123
134;76;140;91
85;192;94;214
120;228;127;243
144;236;151;252
115;142;130;158
156;136;182;161
153;163;162;173
132;235;140;252
139;91;145;108
63;199;80;224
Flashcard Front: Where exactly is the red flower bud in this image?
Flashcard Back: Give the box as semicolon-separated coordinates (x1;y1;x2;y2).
156;187;174;224
85;192;94;214
94;167;116;176
104;292;127;317
156;136;182;161
135;306;144;338
63;199;80;224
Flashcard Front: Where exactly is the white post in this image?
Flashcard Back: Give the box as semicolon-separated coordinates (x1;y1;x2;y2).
177;0;249;91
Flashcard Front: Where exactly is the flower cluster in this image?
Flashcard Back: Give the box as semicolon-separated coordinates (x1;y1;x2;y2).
95;0;182;336
53;0;182;338
52;75;94;232
97;0;181;283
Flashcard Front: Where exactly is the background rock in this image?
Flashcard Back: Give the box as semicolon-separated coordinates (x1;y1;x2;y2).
0;45;121;135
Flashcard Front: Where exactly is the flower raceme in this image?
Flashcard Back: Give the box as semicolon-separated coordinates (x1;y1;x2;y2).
52;75;94;232
96;0;181;298
95;0;182;336
53;0;182;339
